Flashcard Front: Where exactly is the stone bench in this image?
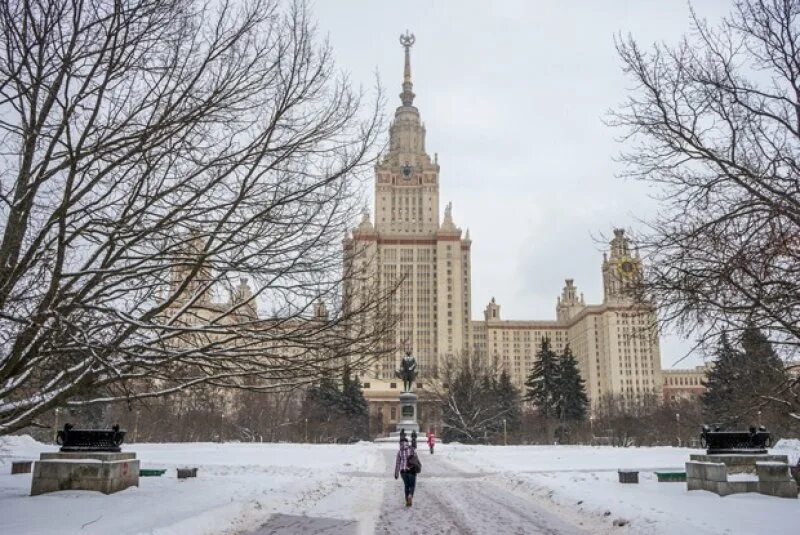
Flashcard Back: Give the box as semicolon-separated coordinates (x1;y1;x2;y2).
618;470;639;483
177;467;198;479
11;461;32;474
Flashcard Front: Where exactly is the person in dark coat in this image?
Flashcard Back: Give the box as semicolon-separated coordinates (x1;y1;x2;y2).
411;430;418;449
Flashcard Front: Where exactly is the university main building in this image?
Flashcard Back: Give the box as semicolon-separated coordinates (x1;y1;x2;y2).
345;35;663;432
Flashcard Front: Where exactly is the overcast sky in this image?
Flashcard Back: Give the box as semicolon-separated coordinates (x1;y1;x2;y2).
312;0;734;369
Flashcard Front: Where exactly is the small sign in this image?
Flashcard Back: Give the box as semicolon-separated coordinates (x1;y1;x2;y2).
401;405;414;418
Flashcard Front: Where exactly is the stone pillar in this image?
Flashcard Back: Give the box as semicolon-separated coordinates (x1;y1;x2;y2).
396;392;420;434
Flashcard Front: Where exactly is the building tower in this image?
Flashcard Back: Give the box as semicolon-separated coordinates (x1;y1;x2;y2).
347;33;472;415
556;279;585;322
602;228;643;302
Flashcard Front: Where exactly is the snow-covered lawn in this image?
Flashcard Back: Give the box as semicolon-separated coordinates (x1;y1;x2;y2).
443;444;799;534
1;436;798;534
0;436;384;535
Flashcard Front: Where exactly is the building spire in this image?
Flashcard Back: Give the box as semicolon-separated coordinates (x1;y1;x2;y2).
399;31;416;107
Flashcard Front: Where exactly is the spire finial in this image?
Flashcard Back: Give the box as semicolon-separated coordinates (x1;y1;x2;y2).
399;31;416;106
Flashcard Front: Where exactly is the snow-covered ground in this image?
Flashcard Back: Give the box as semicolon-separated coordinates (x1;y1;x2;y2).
442;444;800;534
1;436;798;534
0;436;384;535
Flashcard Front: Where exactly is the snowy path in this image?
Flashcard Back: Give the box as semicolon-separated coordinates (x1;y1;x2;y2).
373;449;588;535
250;446;588;534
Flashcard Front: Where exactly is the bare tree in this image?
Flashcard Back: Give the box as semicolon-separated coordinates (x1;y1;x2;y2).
0;0;397;434
611;0;800;420
431;353;518;444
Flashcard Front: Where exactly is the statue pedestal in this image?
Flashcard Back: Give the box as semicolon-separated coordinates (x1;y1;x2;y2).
31;452;139;496
395;391;420;434
375;392;419;442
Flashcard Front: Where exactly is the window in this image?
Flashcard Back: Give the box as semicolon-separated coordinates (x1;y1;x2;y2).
362;382;371;389
391;407;397;419
390;382;397;389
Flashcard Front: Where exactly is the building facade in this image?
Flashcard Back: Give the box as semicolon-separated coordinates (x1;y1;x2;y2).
474;230;663;407
348;36;665;433
343;34;471;432
662;365;711;402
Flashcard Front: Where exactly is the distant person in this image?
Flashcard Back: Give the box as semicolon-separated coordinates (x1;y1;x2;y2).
411;430;418;449
427;431;435;455
394;436;421;507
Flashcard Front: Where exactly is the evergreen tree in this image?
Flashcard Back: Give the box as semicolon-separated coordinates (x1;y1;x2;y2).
496;369;522;432
701;333;743;426
340;364;369;440
303;372;340;418
554;344;589;422
524;337;560;418
702;328;788;429
740;327;786;392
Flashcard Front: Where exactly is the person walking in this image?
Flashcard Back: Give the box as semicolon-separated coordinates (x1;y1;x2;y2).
411;430;418;449
427;431;435;455
394;436;420;507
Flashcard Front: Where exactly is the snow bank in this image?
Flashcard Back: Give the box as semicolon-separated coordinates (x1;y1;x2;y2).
0;435;56;462
773;438;800;466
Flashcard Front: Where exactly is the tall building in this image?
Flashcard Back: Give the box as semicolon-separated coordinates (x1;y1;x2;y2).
474;230;663;408
347;35;664;433
344;33;471;430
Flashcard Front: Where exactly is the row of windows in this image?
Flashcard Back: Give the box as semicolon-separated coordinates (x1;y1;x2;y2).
665;375;703;386
361;381;427;390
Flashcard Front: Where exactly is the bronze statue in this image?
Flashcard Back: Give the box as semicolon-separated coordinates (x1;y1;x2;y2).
396;350;418;392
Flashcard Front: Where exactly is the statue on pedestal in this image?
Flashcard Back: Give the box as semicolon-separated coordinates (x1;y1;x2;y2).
396;350;418;392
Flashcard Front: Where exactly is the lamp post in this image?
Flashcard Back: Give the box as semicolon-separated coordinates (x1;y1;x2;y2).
503;418;507;446
53;407;62;444
133;409;141;443
675;412;681;447
757;410;762;427
304;418;308;443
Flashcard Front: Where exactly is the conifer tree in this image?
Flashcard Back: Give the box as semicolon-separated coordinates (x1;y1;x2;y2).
555;345;589;422
741;327;786;393
302;370;342;438
496;369;522;432
524;337;560;418
702;329;788;429
701;333;742;425
302;364;370;441
339;363;369;440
